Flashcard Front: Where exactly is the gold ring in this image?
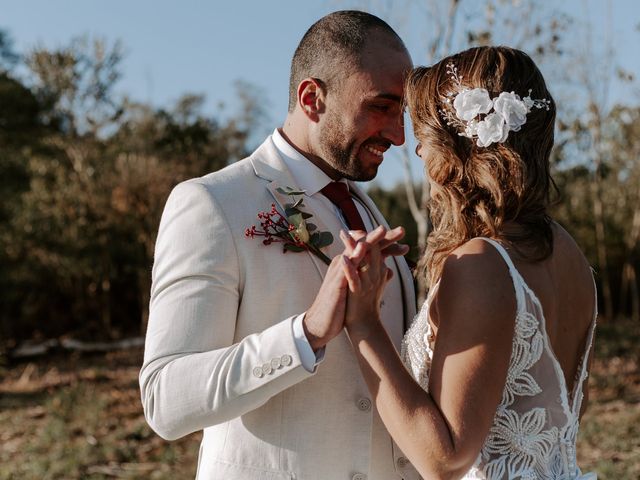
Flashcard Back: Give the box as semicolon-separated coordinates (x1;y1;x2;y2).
358;263;370;273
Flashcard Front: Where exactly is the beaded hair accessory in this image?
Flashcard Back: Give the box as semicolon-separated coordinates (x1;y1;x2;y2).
439;62;550;147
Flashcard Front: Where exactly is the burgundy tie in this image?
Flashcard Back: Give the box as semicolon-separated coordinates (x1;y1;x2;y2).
321;182;367;232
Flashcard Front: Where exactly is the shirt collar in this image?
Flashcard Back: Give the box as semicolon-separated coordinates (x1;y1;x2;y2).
271;128;347;196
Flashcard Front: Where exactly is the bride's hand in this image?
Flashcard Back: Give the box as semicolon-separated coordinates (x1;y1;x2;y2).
341;226;409;261
339;227;399;333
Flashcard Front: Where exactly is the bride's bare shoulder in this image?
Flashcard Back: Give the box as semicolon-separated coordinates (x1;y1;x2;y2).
551;222;594;283
433;238;516;329
442;237;510;283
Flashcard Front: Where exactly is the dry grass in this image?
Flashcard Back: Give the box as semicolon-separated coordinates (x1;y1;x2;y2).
0;319;638;479
0;350;200;479
576;320;640;479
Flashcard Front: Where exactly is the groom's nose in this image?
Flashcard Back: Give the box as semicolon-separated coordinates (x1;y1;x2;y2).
382;116;405;146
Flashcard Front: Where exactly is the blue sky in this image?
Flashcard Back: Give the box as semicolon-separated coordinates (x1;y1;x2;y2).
2;0;639;188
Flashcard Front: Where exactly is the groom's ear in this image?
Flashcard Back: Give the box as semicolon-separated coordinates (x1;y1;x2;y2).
297;78;326;121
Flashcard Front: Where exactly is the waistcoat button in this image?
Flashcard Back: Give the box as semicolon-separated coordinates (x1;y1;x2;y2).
357;398;372;412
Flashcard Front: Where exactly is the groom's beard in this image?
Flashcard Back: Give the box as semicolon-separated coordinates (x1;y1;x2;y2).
319;112;378;182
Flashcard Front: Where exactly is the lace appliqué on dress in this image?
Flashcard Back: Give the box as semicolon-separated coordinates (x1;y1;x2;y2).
401;294;434;392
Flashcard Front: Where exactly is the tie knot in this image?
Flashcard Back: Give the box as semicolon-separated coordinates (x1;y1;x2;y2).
320;181;351;206
320;181;367;231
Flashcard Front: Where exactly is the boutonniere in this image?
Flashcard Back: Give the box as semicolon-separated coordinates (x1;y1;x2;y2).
245;187;333;265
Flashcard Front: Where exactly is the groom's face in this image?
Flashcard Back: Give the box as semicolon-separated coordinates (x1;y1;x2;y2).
317;39;412;181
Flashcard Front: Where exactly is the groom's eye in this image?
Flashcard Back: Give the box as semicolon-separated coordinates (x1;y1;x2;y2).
369;102;401;115
371;104;390;112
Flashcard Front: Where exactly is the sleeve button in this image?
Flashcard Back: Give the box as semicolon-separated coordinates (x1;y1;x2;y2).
253;367;264;378
271;357;282;369
280;354;292;366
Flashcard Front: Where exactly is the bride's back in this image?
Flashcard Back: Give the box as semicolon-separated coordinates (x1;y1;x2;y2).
403;45;598;479
509;223;596;398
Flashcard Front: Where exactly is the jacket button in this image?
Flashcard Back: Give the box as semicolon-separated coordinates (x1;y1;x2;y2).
352;474;367;480
252;367;264;378
280;354;292;366
357;398;372;412
396;456;409;468
262;363;273;375
271;357;282;369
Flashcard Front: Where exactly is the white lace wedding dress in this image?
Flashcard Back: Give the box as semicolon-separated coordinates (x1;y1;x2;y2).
401;238;597;480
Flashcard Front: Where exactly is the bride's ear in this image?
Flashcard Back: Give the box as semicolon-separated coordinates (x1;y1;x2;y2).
297;78;326;120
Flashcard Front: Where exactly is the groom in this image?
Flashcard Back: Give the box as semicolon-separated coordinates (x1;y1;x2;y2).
140;10;419;480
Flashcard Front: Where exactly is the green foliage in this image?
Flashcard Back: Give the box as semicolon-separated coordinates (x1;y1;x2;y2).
367;182;422;263
551;104;640;318
0;30;19;73
0;32;261;346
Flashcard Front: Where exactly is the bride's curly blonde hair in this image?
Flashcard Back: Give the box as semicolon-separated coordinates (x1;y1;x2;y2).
406;46;557;287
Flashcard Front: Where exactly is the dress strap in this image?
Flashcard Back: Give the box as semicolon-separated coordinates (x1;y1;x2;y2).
476;237;526;313
571;271;598;415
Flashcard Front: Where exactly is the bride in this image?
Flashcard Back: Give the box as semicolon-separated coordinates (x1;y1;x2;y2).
337;46;597;479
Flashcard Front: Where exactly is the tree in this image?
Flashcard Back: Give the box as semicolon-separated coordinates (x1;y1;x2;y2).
1;35;264;346
609;107;640;321
0;70;55;345
0;30;19;73
26;36;124;137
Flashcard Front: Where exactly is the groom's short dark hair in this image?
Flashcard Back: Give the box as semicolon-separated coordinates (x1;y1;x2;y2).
288;10;407;112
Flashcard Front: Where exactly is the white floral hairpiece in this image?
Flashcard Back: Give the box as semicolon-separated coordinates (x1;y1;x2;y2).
439;62;550;147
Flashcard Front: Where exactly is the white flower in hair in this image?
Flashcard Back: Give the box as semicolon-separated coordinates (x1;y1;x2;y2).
493;91;529;132
440;62;551;147
453;88;493;122
476;112;509;147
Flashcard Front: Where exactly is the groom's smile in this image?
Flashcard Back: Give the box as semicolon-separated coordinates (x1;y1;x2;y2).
364;143;388;159
358;139;392;172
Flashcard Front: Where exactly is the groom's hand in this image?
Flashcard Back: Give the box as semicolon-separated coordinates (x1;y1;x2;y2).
303;242;368;351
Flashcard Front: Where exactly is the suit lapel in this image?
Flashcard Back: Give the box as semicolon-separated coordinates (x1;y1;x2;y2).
251;139;337;280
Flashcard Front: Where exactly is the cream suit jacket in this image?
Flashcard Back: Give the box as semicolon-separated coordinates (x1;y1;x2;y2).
140;136;420;480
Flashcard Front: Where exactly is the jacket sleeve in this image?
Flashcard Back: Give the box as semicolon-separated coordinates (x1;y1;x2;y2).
139;181;314;440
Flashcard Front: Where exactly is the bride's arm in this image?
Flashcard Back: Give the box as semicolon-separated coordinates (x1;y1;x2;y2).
342;238;515;480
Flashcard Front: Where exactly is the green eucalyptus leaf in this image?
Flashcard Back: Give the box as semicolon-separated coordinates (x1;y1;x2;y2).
301;212;313;219
285;206;300;217
314;231;333;248
306;222;317;232
277;186;306;195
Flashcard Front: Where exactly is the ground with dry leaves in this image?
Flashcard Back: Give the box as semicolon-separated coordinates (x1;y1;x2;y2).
0;320;638;479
